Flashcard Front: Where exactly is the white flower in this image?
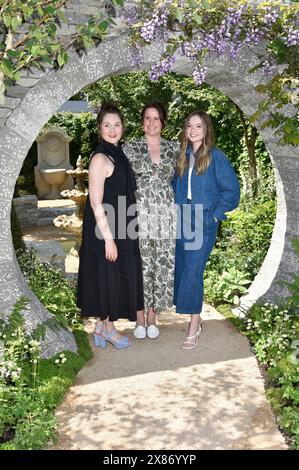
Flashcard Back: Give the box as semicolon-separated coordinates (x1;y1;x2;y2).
55;359;59;364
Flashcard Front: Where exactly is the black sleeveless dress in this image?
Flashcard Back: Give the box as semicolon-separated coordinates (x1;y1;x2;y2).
77;140;144;321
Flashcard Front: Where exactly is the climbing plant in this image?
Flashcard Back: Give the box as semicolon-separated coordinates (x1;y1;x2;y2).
122;0;299;145
0;0;124;102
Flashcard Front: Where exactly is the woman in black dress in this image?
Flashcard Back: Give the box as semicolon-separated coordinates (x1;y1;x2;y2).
77;103;144;349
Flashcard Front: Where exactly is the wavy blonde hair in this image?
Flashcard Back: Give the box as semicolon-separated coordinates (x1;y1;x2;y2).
177;111;215;177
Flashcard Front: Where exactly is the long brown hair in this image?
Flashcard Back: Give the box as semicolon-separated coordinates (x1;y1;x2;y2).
177;111;215;177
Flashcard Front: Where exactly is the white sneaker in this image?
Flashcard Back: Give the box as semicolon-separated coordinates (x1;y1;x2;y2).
134;325;146;339
147;324;160;339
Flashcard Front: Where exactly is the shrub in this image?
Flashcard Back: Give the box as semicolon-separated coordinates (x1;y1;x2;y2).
17;248;81;330
0;297;92;450
205;199;276;305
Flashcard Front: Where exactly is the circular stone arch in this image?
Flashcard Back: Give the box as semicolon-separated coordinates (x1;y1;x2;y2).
0;33;298;357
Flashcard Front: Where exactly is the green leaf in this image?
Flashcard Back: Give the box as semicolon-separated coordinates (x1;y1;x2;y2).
82;36;94;49
37;6;44;17
176;8;184;22
45;5;56;16
47;23;57;35
31;45;42;57
0;58;15;79
21;6;34;20
6;49;19;58
193;14;203;25
3;15;11;28
57;51;68;67
49;43;60;53
11;15;23;31
98;20;109;32
57;9;67;23
112;0;124;6
14;70;20;81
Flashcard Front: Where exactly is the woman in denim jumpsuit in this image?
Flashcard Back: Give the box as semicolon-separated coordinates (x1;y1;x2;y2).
172;111;240;349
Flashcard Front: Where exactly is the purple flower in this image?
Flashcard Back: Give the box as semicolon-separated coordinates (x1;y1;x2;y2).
182;40;204;59
193;65;207;86
261;57;276;76
140;9;170;42
263;7;280;26
149;55;176;81
285;26;299;46
129;45;142;68
245;28;265;46
141;19;157;42
121;1;142;26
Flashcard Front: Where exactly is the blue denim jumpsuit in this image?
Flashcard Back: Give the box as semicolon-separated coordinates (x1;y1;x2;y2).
172;147;240;314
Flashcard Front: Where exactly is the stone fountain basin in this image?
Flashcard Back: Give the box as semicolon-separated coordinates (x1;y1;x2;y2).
61;188;88;204
54;214;82;235
40;168;67;185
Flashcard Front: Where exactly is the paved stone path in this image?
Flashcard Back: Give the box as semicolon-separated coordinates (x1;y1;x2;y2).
48;306;287;450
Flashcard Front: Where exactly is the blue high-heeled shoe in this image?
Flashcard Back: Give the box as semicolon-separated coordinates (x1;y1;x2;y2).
101;328;131;349
93;323;106;348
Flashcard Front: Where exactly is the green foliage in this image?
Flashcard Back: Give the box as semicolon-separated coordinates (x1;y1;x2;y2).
83;72;246;159
17;248;81;330
205;267;251;305
233;239;299;449
0;0;117;100
0;296;92;450
241;301;299;449
242;304;298;365
204;199;276;305
267;353;299;448
220;253;299;449
83;71;274;187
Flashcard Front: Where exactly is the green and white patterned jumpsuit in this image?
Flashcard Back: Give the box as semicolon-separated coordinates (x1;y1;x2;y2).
124;138;179;314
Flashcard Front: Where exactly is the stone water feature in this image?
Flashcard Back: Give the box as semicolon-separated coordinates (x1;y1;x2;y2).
54;155;88;256
35;127;73;199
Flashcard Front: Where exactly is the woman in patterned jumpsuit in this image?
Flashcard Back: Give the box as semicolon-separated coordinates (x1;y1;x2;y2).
124;102;179;339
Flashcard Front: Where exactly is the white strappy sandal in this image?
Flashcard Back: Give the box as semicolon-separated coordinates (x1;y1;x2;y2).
182;324;202;350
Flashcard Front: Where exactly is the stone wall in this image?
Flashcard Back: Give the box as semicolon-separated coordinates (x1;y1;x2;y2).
13;195;38;229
